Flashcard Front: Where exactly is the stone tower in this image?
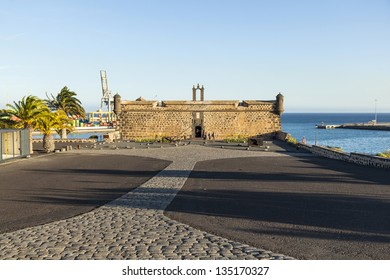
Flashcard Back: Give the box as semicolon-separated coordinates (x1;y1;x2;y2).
276;93;284;115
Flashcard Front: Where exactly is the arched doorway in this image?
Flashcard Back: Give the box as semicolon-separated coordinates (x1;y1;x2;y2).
195;126;202;138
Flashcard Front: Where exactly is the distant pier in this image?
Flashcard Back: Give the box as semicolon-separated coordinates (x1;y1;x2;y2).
316;124;341;129
316;122;390;131
339;123;390;131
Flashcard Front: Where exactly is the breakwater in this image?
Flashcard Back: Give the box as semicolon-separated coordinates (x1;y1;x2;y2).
339;123;390;131
277;131;390;169
315;123;390;131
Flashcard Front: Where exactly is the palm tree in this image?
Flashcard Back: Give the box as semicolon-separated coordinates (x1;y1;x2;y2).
46;86;86;139
36;110;72;153
6;96;50;153
0;109;14;128
46;86;86;117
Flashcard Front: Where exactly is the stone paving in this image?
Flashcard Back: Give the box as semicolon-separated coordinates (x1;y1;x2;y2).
0;145;299;260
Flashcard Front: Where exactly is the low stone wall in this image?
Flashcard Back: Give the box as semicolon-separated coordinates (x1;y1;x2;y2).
349;152;390;169
32;139;96;143
305;145;350;162
298;143;390;169
276;131;289;141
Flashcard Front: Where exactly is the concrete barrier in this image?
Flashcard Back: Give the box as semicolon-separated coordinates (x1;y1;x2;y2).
299;143;390;169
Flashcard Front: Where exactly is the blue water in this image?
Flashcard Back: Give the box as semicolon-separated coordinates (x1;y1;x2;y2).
33;132;104;141
282;113;390;155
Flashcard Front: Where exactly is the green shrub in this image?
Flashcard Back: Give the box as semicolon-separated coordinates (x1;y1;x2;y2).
326;146;344;152
286;135;298;146
224;135;248;143
134;138;156;143
377;150;390;158
161;137;172;143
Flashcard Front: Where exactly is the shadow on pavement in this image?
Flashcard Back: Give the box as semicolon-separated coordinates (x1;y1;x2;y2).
0;153;171;234
164;155;390;259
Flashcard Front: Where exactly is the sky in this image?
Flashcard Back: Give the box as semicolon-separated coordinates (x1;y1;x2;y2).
1;0;389;113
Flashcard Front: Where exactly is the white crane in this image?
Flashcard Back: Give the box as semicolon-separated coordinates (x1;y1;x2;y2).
100;70;114;115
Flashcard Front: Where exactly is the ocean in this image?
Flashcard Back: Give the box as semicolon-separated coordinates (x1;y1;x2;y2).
281;113;390;155
33;132;104;141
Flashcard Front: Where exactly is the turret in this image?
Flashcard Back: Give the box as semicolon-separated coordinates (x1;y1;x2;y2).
192;85;196;101
192;83;205;101
113;94;122;116
276;93;284;115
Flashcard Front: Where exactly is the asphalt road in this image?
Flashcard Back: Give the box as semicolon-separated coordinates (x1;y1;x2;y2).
0;153;171;234
165;154;390;260
2;142;390;259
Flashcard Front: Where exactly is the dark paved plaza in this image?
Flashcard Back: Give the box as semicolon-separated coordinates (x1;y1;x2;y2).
165;154;390;259
0;153;170;234
1;143;389;259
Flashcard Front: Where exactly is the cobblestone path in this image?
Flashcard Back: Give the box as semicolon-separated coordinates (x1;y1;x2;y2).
0;145;295;260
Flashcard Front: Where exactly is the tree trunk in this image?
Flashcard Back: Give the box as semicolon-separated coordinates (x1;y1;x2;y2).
43;133;55;153
61;128;67;139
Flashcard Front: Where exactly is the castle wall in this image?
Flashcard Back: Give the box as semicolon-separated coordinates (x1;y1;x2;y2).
117;97;283;140
119;110;193;140
203;110;281;139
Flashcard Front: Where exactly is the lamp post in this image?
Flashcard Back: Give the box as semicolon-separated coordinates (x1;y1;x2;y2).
374;99;378;124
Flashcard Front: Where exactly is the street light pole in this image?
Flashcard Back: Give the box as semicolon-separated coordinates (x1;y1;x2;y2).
374;99;378;124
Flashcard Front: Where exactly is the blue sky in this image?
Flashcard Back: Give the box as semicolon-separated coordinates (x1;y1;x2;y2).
1;0;389;112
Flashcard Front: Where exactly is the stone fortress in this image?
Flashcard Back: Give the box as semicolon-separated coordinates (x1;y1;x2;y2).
113;84;284;140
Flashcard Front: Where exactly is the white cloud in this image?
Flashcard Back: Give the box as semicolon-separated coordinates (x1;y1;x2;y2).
0;33;22;41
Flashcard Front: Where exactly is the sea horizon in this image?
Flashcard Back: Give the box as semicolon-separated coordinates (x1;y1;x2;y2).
283;112;389;115
282;113;390;155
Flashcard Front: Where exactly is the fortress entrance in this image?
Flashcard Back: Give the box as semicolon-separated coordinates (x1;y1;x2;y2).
191;85;205;139
195;126;202;138
193;111;204;138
